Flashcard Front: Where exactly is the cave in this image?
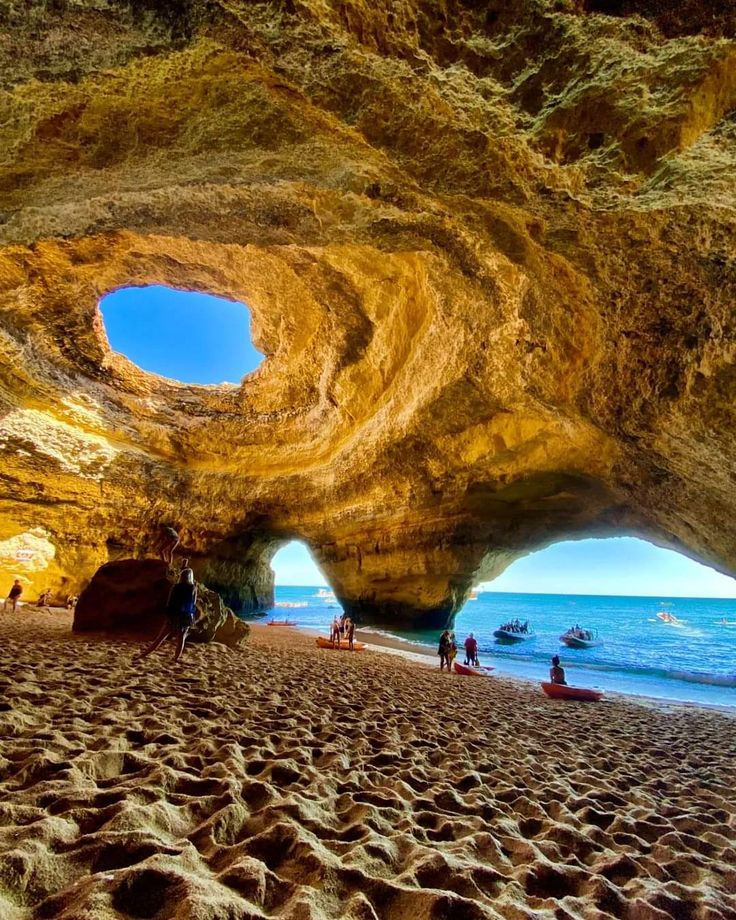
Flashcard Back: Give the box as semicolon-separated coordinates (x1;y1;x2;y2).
0;0;734;631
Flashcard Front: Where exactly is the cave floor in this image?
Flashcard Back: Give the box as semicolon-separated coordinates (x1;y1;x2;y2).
0;610;734;919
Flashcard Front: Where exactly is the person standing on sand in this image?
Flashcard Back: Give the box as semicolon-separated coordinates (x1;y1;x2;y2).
4;579;23;612
155;525;180;565
448;632;458;670
330;616;341;646
346;616;356;651
134;569;197;664
550;655;567;685
464;633;478;666
438;629;452;671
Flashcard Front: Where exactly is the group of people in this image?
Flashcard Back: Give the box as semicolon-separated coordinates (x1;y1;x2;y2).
565;624;593;641
330;613;356;650
3;580;78;612
438;627;569;686
437;629;479;671
500;618;531;634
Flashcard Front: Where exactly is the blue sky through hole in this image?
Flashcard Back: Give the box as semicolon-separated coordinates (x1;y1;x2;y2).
100;285;262;384
272;538;736;597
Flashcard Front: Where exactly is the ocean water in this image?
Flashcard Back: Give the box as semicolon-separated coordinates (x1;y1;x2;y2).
264;587;736;708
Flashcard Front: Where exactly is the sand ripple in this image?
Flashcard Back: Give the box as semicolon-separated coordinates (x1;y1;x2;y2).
1;611;735;919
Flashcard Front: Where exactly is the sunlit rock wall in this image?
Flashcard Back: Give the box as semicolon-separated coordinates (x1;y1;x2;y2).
0;1;734;626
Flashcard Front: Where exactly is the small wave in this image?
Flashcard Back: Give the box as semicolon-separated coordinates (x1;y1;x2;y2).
668;671;736;688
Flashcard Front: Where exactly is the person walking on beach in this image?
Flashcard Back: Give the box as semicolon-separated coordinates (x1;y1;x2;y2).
438;629;452;671
464;632;478;666
155;524;180;565
550;655;567;685
134;569;197;664
4;579;23;611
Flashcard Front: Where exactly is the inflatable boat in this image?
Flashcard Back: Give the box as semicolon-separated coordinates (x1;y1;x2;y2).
560;628;601;649
454;662;495;677
266;619;298;626
541;682;603;702
493;628;534;643
315;637;366;651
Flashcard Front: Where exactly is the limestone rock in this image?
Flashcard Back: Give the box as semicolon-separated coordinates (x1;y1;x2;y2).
0;2;735;627
73;559;250;648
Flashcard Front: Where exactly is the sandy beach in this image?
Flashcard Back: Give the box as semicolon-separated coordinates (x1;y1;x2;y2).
1;609;735;919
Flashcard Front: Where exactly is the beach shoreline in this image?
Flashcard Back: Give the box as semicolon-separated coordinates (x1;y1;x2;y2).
2;607;735;919
276;622;736;715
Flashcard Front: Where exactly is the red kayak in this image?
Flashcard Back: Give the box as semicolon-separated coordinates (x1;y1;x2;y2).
454;662;495;677
541;681;603;702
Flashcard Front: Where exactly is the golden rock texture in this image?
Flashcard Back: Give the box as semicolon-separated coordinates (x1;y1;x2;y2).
72;559;250;647
0;1;734;626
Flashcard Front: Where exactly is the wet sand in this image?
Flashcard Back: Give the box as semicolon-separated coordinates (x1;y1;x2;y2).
1;608;735;919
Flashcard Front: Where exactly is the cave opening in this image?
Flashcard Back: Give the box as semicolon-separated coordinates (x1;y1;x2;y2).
99;285;263;385
475;536;736;599
272;540;328;591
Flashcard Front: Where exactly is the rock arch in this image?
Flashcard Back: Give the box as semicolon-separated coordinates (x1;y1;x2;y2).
1;1;735;627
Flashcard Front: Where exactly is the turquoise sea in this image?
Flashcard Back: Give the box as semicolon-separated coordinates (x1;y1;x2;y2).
263;587;736;708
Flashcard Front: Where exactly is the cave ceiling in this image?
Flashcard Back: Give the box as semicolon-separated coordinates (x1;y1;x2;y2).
0;0;734;624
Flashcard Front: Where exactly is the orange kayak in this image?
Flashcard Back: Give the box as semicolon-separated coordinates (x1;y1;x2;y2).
454;662;495;676
541;681;603;702
315;637;365;651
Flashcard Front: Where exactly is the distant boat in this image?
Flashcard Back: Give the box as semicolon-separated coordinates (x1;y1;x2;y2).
314;588;335;600
657;610;682;625
493;625;535;643
267;619;298;627
275;601;307;608
560;627;601;649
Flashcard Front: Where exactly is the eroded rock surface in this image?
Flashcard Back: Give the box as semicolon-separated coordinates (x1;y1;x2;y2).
1;1;735;626
74;559;250;648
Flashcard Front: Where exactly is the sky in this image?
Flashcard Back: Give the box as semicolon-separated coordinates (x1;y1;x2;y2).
102;286;736;599
273;537;736;598
100;285;263;384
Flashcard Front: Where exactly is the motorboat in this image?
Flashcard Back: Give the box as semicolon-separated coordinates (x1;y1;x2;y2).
560;627;601;649
656;610;681;625
493;625;534;643
454;662;495;677
541;682;603;702
315;588;336;600
275;601;307;608
266;619;298;626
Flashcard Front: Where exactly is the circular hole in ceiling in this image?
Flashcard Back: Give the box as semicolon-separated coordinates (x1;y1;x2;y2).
99;285;263;385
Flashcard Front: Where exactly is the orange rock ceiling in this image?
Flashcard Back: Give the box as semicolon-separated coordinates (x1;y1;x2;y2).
0;1;734;625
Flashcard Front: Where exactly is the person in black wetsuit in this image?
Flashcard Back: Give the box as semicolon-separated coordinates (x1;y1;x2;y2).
134;569;198;663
